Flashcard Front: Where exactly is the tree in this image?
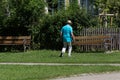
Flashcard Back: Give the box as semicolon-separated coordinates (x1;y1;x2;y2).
0;0;45;36
92;0;120;14
91;0;120;27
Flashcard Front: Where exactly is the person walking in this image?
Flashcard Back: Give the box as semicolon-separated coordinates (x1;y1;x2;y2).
59;20;75;57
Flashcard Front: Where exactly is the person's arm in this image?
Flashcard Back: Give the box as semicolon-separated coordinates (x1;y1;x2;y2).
60;32;62;37
60;31;63;41
71;32;75;42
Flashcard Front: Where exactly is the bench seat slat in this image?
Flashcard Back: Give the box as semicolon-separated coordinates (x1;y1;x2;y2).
75;36;111;40
0;36;31;39
0;36;31;51
73;40;105;45
0;41;31;45
73;35;112;51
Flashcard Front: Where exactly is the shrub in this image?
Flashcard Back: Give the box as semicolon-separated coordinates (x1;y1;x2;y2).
38;5;98;50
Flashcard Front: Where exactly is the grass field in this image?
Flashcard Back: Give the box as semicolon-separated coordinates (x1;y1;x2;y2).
0;50;120;80
0;50;120;63
0;65;120;80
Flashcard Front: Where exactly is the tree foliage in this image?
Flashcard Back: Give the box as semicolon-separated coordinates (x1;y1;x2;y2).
0;0;120;50
0;0;45;36
38;4;98;49
91;0;120;14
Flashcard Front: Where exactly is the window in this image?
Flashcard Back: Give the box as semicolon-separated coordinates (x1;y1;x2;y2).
79;0;97;15
58;0;65;10
80;0;87;8
69;0;73;3
46;0;58;15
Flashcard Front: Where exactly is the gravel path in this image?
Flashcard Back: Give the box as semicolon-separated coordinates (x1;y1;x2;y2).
53;72;120;80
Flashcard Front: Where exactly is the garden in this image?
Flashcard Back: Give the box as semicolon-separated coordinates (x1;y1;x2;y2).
0;50;120;80
0;0;120;80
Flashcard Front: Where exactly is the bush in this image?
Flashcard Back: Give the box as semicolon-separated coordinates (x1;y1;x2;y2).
115;14;120;27
0;0;45;36
0;0;45;51
37;5;98;50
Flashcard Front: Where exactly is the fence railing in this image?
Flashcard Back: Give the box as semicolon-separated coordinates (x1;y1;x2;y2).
75;28;120;52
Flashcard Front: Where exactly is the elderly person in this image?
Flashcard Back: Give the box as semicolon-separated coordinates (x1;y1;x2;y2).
59;20;75;57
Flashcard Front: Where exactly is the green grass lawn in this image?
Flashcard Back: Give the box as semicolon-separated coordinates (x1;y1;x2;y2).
0;50;120;80
0;65;120;80
0;50;120;63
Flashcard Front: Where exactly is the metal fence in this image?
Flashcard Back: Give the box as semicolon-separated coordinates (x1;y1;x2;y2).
75;27;120;52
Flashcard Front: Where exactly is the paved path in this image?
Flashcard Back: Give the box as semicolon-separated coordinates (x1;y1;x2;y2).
53;72;120;80
0;62;120;66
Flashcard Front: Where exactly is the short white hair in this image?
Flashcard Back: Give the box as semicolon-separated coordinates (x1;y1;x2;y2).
67;20;72;24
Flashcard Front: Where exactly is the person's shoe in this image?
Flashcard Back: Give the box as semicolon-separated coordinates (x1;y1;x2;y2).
59;53;63;57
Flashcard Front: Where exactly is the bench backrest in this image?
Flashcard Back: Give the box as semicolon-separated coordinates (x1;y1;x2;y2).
0;36;31;45
73;35;111;45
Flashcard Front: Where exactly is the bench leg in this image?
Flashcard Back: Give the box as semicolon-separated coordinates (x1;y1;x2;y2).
23;45;26;52
23;45;30;52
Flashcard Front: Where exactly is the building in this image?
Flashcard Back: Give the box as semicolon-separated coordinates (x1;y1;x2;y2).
45;0;95;15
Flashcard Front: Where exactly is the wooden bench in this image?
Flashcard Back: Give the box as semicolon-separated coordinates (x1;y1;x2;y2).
0;36;31;51
73;35;112;51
